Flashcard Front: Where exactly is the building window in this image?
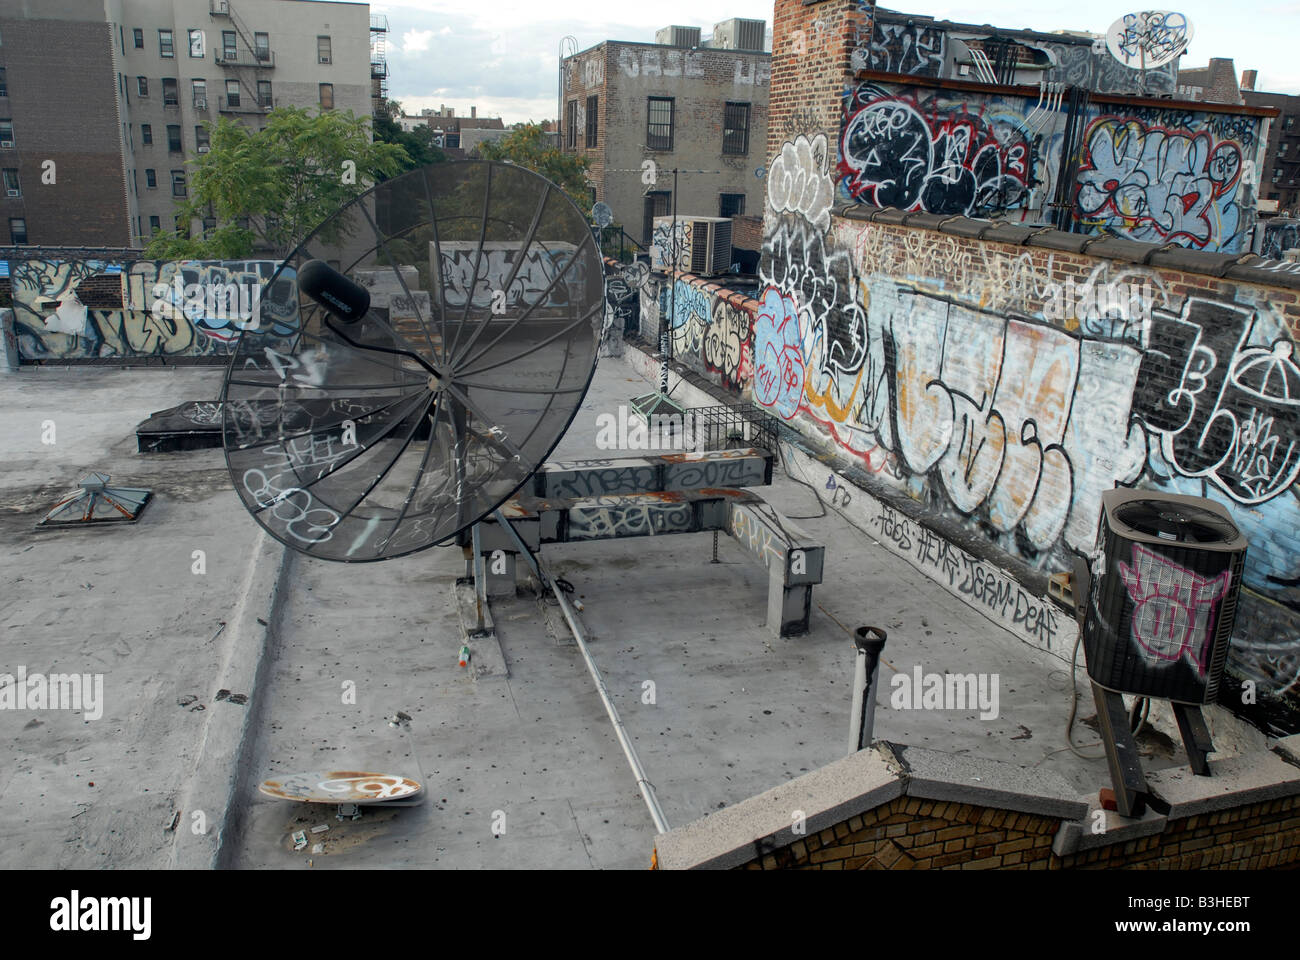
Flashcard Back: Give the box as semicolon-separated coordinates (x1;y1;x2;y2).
159;29;174;58
149;215;161;234
0;68;9;97
719;193;746;217
647;97;674;151
162;78;178;106
172;170;186;197
643;190;671;245
317;35;331;64
193;79;207;107
319;83;333;110
1288;116;1296;130
167;124;182;153
585;95;598;148
255;32;270;61
0;120;13;147
141;123;153;145
225;79;240;108
257;80;272;108
188;28;204;58
9;217;26;244
222;30;236;61
723;102;750;155
145;168;157;188
137;76;148;97
133;28;144;49
195;126;210;152
565;100;578;149
3;168;20;198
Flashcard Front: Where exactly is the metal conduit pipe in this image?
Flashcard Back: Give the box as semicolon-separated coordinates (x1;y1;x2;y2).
491;510;671;835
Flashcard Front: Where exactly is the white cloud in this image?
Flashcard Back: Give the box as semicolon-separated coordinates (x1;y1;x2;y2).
401;29;434;55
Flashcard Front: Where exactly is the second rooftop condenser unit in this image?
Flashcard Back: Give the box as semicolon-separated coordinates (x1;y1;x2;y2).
1082;489;1247;706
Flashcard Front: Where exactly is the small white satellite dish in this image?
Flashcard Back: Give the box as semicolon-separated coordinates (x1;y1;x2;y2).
1105;11;1193;70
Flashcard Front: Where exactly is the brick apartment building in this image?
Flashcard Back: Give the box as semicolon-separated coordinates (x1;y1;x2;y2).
0;0;380;249
561;19;770;247
398;104;506;158
1243;75;1300;216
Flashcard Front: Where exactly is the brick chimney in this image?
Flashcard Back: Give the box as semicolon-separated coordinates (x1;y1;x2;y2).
1241;69;1257;91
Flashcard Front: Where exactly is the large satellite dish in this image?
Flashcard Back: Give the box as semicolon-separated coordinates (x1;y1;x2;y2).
1104;11;1193;70
222;161;604;561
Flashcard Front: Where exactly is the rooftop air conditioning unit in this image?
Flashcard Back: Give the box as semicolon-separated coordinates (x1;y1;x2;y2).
712;18;766;52
654;25;701;47
651;215;733;275
1082;489;1247;705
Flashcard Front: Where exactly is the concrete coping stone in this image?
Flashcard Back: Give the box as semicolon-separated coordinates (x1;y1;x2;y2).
653;744;906;870
1025;230;1095;253
1272;733;1300;769
1055;800;1168;856
1223;256;1300;290
1145;750;1300;820
826;205;1300;290
654;739;1095;869
977;223;1042;246
1075;235;1157;263
886;742;1089;822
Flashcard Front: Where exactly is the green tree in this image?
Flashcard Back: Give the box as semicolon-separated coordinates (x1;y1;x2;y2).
373;99;447;174
478;123;591;210
144;106;410;260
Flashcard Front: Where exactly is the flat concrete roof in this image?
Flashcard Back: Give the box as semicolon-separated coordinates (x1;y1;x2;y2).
0;355;1283;868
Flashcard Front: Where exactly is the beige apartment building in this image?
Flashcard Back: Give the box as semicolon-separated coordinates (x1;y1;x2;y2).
561;20;770;248
0;0;380;248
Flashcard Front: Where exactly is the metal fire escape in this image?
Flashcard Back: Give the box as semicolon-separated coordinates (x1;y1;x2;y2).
371;15;389;117
209;0;275;116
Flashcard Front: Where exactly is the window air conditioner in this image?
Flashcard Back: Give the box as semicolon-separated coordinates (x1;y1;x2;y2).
651;215;733;275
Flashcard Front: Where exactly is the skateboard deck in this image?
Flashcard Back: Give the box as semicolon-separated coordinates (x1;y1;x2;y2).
259;771;423;804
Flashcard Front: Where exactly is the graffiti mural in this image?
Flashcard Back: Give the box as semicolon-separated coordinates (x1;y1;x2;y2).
1261;220;1300;261
1119;544;1231;677
1074;117;1248;251
852;20;946;77
438;243;584;310
834;81;1260;252
839;85;1034;217
11;258;296;361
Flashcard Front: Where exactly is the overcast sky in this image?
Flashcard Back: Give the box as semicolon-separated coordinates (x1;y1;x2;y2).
371;0;1300;125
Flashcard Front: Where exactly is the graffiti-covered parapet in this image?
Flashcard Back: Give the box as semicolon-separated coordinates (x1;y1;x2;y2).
8;257;298;362
836;73;1274;254
855;9;1180;97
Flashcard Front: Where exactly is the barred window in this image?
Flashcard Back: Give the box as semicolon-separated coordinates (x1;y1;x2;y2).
722;102;750;155
585;95;598;149
647;97;674;151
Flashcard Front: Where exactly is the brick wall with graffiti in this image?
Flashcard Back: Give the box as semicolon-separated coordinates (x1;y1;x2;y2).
753;195;1300;728
10;258;297;362
837;79;1263;254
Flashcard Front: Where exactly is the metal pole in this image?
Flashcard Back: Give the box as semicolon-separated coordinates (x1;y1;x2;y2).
493;510;671;834
470;522;487;632
848;626;887;753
